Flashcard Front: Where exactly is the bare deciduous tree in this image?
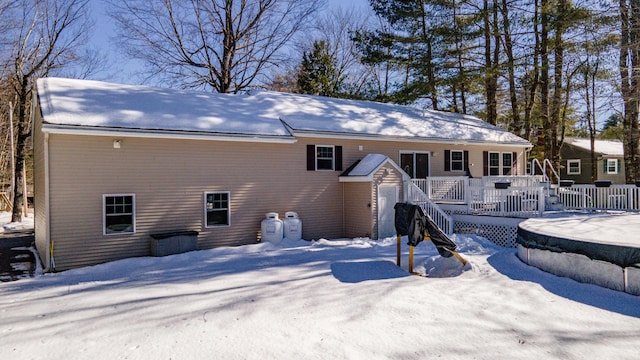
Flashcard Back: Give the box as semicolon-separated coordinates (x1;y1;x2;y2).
0;0;89;222
109;0;323;93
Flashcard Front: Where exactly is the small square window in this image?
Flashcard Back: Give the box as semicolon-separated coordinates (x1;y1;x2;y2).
205;192;230;227
104;194;135;235
567;160;581;175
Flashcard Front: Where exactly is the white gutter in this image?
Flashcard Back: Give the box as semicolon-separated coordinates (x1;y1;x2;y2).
41;124;298;144
289;129;532;148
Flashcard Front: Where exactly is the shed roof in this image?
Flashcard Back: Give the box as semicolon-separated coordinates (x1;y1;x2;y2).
37;77;530;146
564;137;624;156
339;154;409;182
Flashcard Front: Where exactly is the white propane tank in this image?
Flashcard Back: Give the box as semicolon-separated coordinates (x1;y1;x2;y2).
261;212;283;244
283;211;302;241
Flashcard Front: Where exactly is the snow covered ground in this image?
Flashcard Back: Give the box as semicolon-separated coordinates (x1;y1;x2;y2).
0;211;33;233
1;221;640;359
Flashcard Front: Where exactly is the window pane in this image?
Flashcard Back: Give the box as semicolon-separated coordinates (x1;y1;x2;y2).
401;154;414;178
489;153;500;167
317;159;333;170
105;214;133;234
207;210;229;226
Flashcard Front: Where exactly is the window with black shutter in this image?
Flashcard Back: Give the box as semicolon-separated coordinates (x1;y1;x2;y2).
306;144;343;171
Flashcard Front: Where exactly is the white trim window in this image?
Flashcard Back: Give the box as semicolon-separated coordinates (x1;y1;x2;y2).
488;152;501;176
567;159;581;175
605;159;618;174
103;194;135;235
316;145;335;170
488;151;514;176
450;150;464;171
502;152;513;175
205;192;230;227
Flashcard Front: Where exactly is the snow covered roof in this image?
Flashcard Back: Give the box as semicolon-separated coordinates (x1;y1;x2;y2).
37;77;530;146
565;137;624;156
339;154;409;182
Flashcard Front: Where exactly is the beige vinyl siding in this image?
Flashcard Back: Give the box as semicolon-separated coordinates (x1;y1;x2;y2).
343;182;373;238
44;131;528;270
33;102;48;267
47;135;346;270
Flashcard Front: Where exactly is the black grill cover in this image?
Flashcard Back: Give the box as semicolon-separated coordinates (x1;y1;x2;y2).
394;202;411;236
394;203;425;246
423;214;457;257
394;202;458;256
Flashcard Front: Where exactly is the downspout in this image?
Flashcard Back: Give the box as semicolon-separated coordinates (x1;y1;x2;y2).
42;132;52;272
341;183;345;237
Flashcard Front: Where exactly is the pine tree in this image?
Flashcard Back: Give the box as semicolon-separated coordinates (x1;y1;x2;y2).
297;40;343;97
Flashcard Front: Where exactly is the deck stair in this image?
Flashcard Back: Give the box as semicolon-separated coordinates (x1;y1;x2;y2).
531;159;565;211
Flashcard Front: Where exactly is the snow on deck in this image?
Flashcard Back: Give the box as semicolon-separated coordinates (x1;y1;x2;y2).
37;77;530;144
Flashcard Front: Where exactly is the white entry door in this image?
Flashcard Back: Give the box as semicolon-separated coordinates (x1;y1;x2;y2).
378;185;399;239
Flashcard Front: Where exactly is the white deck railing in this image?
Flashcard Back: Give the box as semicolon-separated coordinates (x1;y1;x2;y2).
557;185;640;211
406;181;454;235
417;176;640;216
413;177;468;202
467;186;545;218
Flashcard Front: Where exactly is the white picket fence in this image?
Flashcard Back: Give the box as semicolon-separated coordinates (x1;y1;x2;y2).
557;184;640;211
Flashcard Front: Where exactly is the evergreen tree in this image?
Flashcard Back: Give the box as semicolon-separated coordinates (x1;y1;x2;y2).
297;40;343;97
600;114;624;140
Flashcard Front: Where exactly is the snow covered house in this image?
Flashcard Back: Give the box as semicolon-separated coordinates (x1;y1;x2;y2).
32;77;531;271
560;137;625;184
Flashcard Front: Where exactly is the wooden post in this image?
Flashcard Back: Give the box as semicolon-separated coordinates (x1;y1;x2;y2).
408;245;414;273
396;235;401;266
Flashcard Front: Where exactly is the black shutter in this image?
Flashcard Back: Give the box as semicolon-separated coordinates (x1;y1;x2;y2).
335;146;343;171
603;158;607;174
483;151;489;176
444;150;451;171
464;151;469;172
307;145;315;171
512;152;517;175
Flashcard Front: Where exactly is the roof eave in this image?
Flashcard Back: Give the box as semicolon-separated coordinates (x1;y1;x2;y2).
41;124;298;144
289;129;531;148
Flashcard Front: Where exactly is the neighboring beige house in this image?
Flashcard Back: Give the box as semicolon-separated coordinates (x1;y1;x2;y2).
33;77;531;271
559;137;625;184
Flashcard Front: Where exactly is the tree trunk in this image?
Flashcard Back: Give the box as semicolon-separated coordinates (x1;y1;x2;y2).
483;0;498;125
549;0;567;170
538;0;550;157
501;0;520;134
11;79;29;223
620;0;640;183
